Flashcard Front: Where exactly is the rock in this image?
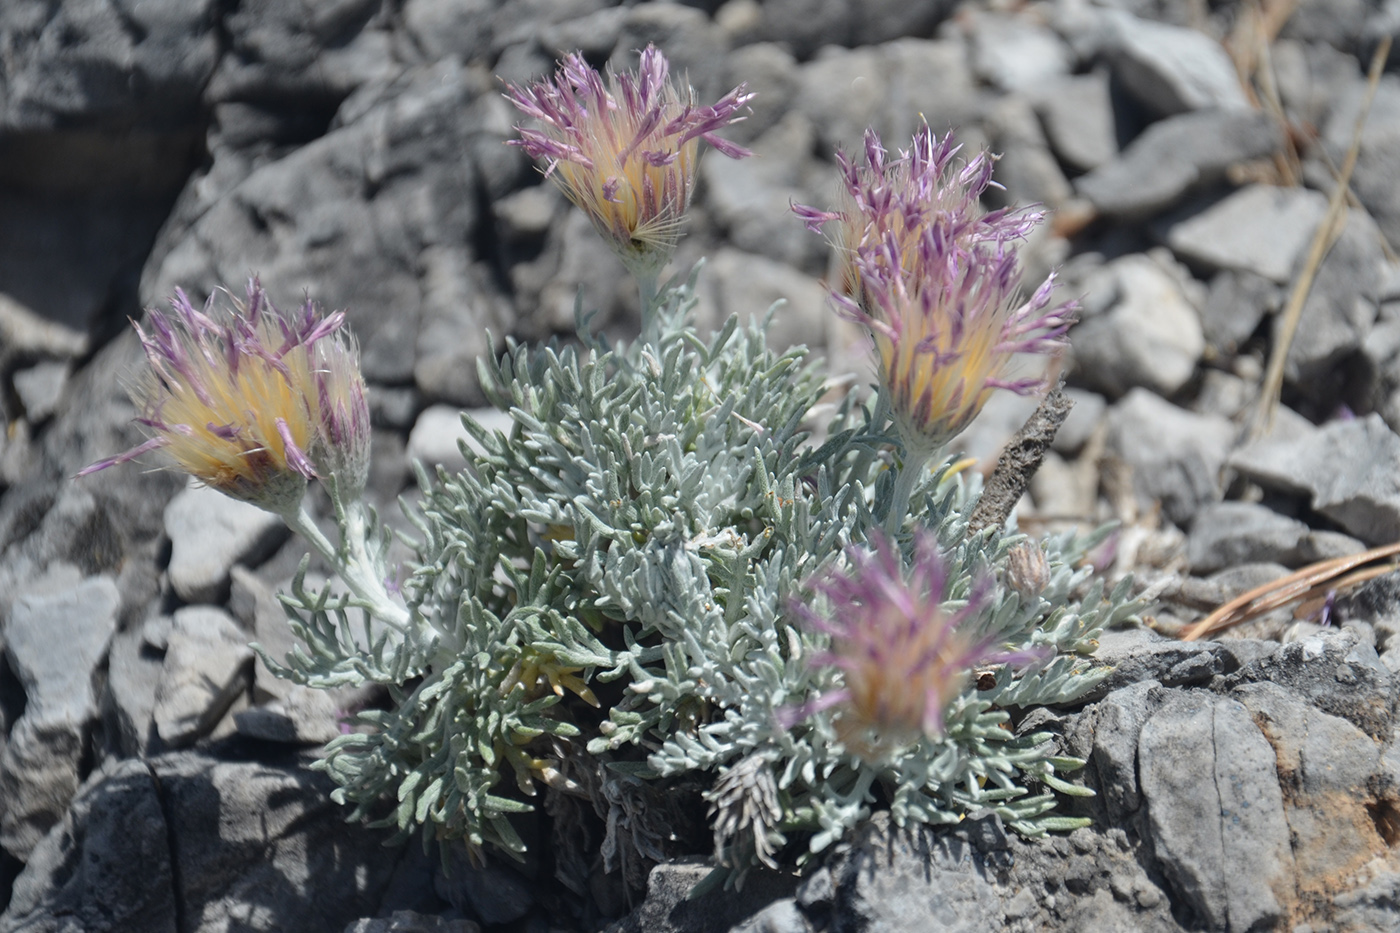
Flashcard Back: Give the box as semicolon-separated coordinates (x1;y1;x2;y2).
1166;183;1330;283
163;482;287;604
696;249;830;354
10;362;67;424
983;97;1074;210
969;12;1072;94
0;749;415;933
436;857;536;925
144;58;496;386
1083;627;1263;704
1230;413;1400;546
1274;209;1383;383
0;569;120;859
701;113;830;271
1086;679;1167;820
1052;388;1106;455
152;606;254;748
793;41;976;155
607;857;799;933
720;43;799;145
1102;10;1252;118
205;0;397;110
1234;680;1394;904
413;250;508;408
1105;389;1234;526
1137;690;1294;931
343;913;480;933
1075;110;1282;218
1323;75;1400;252
104;621;164;757
729;899;812;933
408;405;515;477
1200;269;1281;353
1070;253;1204;397
754;0;954;57
234;686;344;745
1033;71;1119;174
1224;628;1393;740
1187;501;1365;574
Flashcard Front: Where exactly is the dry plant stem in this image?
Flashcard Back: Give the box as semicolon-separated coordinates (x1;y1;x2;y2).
966;378;1073;536
1247;35;1391;442
1182;541;1400;640
1293;563;1400;619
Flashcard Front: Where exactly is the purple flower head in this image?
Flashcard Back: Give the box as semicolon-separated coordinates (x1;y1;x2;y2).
795;124;1077;454
506;45;754;275
78;278;370;512
784;531;1049;751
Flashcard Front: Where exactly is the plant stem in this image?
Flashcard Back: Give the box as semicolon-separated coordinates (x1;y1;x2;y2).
637;270;660;334
282;503;410;631
885;447;933;537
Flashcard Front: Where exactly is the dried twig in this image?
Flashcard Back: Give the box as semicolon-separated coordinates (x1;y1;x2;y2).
1246;36;1391;442
967;378;1073;536
1182;541;1400;640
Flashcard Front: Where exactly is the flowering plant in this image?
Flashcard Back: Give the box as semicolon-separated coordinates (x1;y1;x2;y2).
81;46;1141;893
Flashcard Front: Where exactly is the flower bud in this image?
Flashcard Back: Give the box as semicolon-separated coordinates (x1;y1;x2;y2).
1006;540;1051;602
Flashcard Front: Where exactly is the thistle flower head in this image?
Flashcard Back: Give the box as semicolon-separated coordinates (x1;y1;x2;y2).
785;531;1047;751
78;279;371;512
506;45;754;276
795;125;1076;456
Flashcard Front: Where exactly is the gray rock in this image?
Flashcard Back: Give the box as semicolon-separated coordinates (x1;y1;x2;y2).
164;482;287;604
696;250;830;354
11;362;67;424
721;43;799;145
970;12;1072;93
1052;388;1106;455
1105;389;1234;526
1087;679;1168;820
1034;71;1119;173
408;405;516;477
793;41;976;155
1070;253;1204;397
436;857;536;925
728;899;812;933
1;750;413;933
104;621;164;757
144;58;495;386
1083;627;1249;703
983;97;1074;210
1234;679;1399;906
0;569;120;859
343;913;480;933
152;606;254;748
1224;628;1393;740
1103;10;1252;117
1200;270;1281;352
608;856;799;933
753;0;954;57
1323;75;1400;252
1138;691;1293;931
1230;413;1400;546
701;113;831;271
413;250;508;408
233;686;344;745
1166;183;1329;283
1187;501;1364;574
1075;110;1282;218
1275;209;1383;384
0;294;88;363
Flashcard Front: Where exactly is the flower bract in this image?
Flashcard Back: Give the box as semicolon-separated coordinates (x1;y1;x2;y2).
78;279;370;513
796;125;1076;457
786;531;1047;750
506;45;754;276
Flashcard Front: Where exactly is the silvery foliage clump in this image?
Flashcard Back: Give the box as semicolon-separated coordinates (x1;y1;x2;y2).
266;263;1142;880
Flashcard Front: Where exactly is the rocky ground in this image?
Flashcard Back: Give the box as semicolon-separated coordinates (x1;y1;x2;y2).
4;0;1400;930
